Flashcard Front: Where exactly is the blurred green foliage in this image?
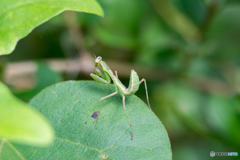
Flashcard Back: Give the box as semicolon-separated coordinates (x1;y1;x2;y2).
2;0;240;159
14;62;62;101
0;82;54;146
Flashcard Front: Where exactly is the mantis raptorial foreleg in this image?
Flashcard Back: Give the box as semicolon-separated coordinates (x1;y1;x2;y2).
140;78;152;110
91;73;108;84
90;68;111;84
94;67;106;79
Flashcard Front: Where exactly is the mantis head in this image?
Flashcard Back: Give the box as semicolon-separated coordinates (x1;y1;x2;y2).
95;56;102;66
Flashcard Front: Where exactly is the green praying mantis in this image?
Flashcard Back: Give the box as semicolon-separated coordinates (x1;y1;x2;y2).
90;56;152;140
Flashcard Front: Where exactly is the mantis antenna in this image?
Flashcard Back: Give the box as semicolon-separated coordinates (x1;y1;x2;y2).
68;57;94;67
88;48;97;58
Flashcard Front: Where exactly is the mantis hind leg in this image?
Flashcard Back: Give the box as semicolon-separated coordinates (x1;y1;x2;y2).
140;78;152;110
122;96;133;140
94;91;118;122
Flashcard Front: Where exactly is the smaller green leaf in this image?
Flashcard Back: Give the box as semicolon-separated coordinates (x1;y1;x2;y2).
0;0;104;55
0;82;54;145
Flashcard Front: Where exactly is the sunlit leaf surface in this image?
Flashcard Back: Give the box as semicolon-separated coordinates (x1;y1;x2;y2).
0;0;103;55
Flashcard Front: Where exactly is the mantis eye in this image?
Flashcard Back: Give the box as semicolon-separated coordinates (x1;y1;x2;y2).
96;56;102;61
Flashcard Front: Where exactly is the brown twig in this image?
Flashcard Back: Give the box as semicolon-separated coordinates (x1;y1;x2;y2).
3;59;235;96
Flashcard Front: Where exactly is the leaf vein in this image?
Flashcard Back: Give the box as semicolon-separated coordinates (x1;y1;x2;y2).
54;99;80;126
102;127;130;151
54;136;104;154
28;149;37;160
0;139;5;158
109;145;153;150
5;140;25;160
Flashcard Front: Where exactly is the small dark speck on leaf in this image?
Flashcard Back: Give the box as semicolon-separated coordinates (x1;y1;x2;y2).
91;111;99;119
85;122;87;125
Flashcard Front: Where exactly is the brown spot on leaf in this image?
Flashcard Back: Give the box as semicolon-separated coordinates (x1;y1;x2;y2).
102;154;108;159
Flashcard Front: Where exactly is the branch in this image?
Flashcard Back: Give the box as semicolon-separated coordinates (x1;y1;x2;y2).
3;59;235;96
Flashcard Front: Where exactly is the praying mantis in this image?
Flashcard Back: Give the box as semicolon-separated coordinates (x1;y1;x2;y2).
90;56;152;140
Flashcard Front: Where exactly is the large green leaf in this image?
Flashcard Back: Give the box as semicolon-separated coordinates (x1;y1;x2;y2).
0;82;54;145
0;0;103;55
1;81;172;159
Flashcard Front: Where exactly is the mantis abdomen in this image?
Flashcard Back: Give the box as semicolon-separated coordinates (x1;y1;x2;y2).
112;69;140;96
125;69;140;95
